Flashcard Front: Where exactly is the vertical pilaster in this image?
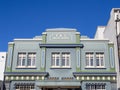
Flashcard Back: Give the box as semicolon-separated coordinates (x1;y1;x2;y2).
41;48;46;71
6;42;14;72
76;47;81;72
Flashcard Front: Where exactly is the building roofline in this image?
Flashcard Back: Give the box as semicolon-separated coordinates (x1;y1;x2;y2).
46;28;77;32
80;39;109;41
14;38;42;41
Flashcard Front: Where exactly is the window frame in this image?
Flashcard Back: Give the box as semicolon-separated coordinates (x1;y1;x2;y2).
85;52;105;68
96;52;105;68
17;52;26;67
85;52;94;68
61;52;70;68
27;52;36;67
51;52;60;68
51;52;71;68
17;52;37;68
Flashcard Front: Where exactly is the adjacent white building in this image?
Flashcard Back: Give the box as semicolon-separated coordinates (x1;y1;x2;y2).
0;52;6;81
95;8;120;90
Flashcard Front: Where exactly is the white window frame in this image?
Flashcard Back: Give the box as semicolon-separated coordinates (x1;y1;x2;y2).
17;53;26;67
27;53;36;67
96;52;105;68
51;52;71;68
51;53;60;67
85;52;94;68
61;52;70;68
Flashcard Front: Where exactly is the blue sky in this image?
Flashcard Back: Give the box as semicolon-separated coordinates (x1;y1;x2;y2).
0;0;120;51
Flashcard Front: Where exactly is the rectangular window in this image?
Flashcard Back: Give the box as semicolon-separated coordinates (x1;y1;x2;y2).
85;52;94;67
51;52;70;68
61;52;70;67
15;83;35;90
96;52;104;67
86;83;106;90
27;53;36;67
85;52;105;68
51;53;60;67
17;53;26;67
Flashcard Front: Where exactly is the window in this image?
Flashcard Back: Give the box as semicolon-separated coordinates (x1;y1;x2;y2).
86;83;106;90
96;53;104;67
17;53;26;67
85;52;105;68
51;53;60;67
15;83;35;90
27;53;36;67
17;52;36;68
61;53;70;67
51;52;70;68
85;52;94;67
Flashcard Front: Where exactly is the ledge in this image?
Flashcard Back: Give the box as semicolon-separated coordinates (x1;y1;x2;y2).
85;67;106;69
16;66;37;69
73;72;117;76
4;72;49;76
39;44;84;48
50;67;72;69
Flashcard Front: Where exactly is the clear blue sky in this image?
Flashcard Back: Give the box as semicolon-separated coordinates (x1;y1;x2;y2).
0;0;120;51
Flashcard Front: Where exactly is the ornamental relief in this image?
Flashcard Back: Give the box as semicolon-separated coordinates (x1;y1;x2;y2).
50;33;71;40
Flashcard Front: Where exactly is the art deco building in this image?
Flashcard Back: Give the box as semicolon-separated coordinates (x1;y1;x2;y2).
4;28;116;90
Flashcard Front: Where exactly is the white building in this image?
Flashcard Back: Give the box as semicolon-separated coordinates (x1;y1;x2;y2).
95;8;120;90
0;52;6;81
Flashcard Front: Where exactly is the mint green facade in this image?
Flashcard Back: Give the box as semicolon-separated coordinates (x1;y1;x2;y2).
4;28;116;90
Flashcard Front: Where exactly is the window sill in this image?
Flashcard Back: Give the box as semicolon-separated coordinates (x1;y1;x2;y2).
85;66;95;68
16;66;37;69
85;67;106;69
50;66;71;69
95;66;106;69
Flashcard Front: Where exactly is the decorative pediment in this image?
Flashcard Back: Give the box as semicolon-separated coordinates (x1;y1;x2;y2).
45;28;80;44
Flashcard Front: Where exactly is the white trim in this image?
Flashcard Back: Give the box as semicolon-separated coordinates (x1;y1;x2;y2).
14;39;42;41
16;66;26;68
81;39;109;41
8;42;14;44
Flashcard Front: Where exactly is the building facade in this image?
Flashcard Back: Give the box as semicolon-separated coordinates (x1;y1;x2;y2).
4;28;116;90
0;52;7;90
0;52;6;81
95;8;120;90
